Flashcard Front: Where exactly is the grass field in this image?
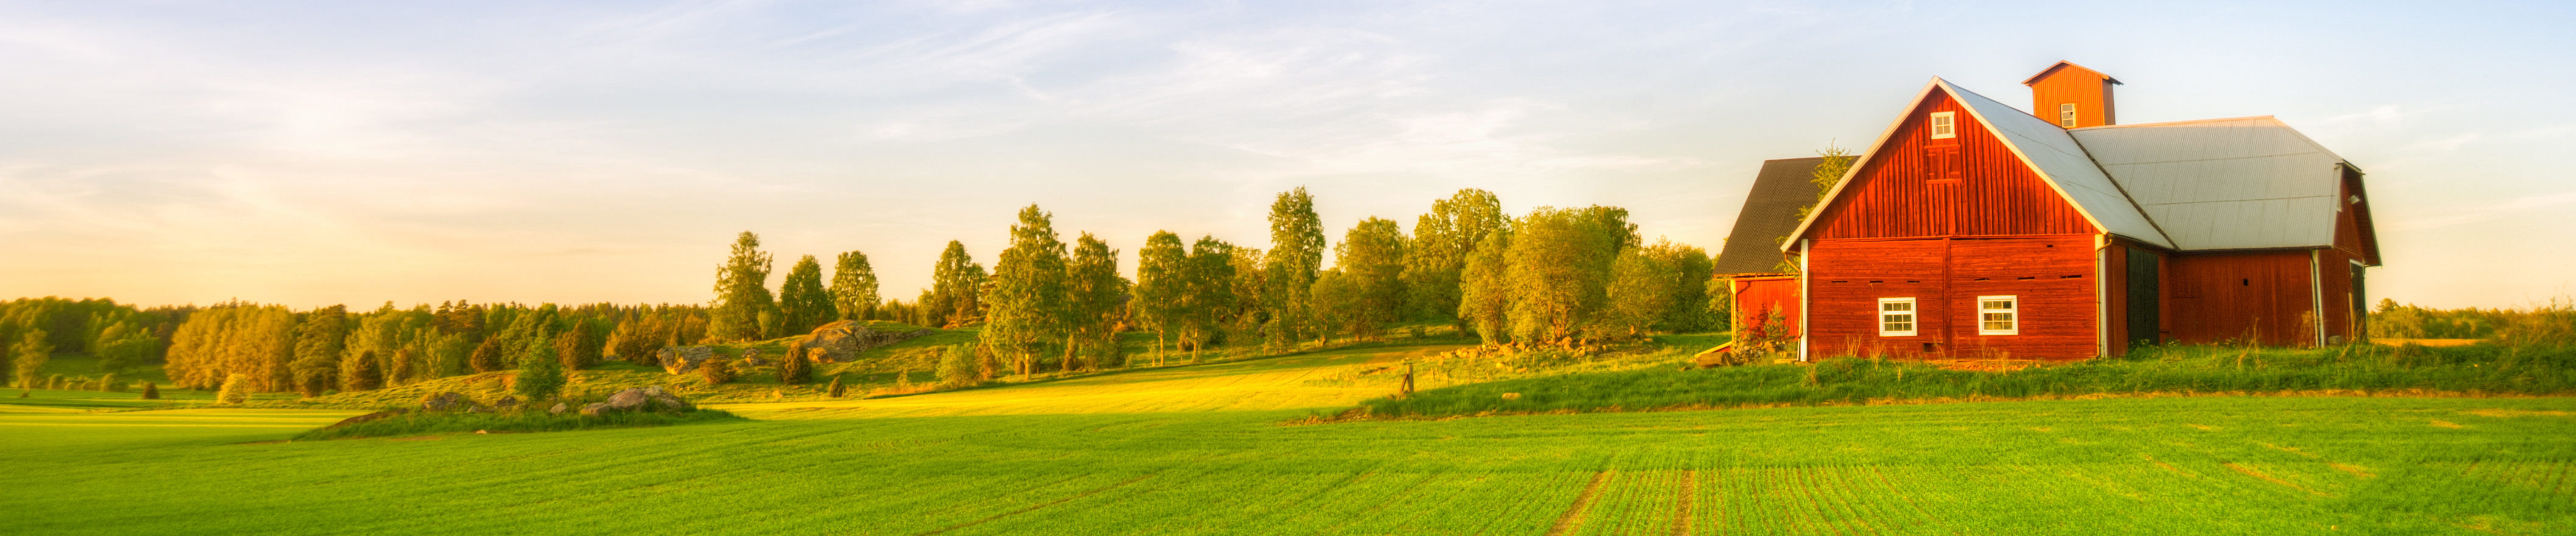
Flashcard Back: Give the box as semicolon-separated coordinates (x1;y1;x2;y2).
4;339;2573;535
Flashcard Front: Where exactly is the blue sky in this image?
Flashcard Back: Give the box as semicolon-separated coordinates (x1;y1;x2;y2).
1;1;2569;309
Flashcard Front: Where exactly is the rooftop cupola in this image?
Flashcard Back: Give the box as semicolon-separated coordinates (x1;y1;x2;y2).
2023;61;2121;128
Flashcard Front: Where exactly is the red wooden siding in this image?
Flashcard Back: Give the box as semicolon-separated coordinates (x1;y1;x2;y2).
2334;165;2381;265
1807;235;2097;359
1810;89;2097;241
1729;276;1802;339
2166;251;2316;346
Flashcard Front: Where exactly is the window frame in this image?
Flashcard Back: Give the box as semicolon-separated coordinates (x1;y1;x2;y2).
1929;112;1956;139
2059;104;2078;127
1877;297;1918;337
1978;295;2020;336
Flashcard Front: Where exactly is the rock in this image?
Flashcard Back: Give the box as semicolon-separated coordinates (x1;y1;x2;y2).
548;402;569;415
495;395;520;408
658;346;715;375
793;320;936;363
579;402;611;417
605;388;649;411
420;392;469;412
642;385;667;398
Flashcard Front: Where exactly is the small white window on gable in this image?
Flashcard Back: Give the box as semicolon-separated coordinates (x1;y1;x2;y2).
2059;104;2078;127
1978;295;2019;336
1929;112;1956;139
1878;298;1917;337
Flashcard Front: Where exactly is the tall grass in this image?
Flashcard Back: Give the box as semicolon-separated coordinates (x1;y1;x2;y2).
1362;341;2576;417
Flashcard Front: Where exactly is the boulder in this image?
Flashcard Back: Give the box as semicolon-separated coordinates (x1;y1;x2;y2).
420;392;469;412
548;402;569;415
495;395;520;408
657;345;716;375
793;320;936;363
579;402;611;417
605;388;649;411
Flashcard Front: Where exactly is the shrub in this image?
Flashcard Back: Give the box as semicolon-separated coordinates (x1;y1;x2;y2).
341;350;382;392
391;349;416;387
215;374;250;405
514;345;567;401
469;337;503;373
701;358;736;385
779;349;814;385
140;382;159;400
97;373;118;392
937;344;980;388
826;375;846;398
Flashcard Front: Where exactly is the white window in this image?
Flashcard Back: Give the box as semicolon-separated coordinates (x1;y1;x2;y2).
2059;104;2078;127
1878;298;1917;337
1978;295;2019;336
1929;112;1956;139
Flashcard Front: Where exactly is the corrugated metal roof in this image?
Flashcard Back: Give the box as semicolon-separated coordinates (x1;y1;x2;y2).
2070;116;2348;250
1714;157;1830;276
1941;80;2175;249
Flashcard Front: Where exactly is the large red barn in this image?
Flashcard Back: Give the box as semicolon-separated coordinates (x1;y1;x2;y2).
1713;62;2382;359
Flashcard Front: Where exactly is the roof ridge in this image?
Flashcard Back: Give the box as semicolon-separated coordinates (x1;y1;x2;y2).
2071;115;2278;130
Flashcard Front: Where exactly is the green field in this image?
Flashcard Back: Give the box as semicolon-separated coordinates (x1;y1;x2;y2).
4;341;2574;535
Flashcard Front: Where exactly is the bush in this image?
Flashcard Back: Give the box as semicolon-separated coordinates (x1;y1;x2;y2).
937;344;980;388
514;347;567;401
141;382;159;400
97;373;119;392
701;358;735;385
469;337;503;373
826;375;846;397
215;374;250;405
779;349;814;385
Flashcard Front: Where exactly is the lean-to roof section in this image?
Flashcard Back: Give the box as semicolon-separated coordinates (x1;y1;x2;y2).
1940;80;2175;249
2070;116;2348;250
1714;157;1829;276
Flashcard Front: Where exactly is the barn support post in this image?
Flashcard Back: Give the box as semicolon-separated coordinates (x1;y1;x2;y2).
1797;239;1811;362
2311;249;2327;347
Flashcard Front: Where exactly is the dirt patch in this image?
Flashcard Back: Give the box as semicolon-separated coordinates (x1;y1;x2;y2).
2144;454;2198;479
2465;409;2573;418
2331;463;2375;479
2429;420;2465;429
1549;471;1612;536
2226;463;2329;497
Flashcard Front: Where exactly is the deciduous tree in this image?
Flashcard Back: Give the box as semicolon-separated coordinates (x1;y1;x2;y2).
1335;217;1408;340
931;241;987;327
829;251;883;321
983;205;1069;376
1133;231;1188;362
1403;189;1505;328
1263;188;1326;347
1065;233;1127;371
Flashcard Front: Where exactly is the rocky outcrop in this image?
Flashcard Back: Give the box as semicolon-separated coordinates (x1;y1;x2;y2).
580;386;693;417
420;392;471;412
793;320;934;363
657;345;716;374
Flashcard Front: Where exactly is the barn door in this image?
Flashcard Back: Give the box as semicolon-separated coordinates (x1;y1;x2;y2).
2124;247;2160;347
2350;263;2368;342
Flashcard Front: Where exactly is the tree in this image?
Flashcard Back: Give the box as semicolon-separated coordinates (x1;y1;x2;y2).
1133;231;1189;362
140;382;159;400
1307;269;1359;342
340;350;382;392
778;255;836;335
215;373;249;405
1403;189;1506;329
12;330;51;390
1458;228;1513;346
1647;241;1719;333
469;337;505;373
982;205;1069;377
390;348;418;387
1183;237;1239;362
1335;217;1409;340
1263;187;1326;347
553;329;597;370
514;342;566;401
1065;233;1128;371
825;375;845;397
1603;248;1680;337
829;250;883;321
1505;206;1637;344
936;344;980;388
710;231;778;342
931;241;987;327
779;348;814;385
607;317;663;367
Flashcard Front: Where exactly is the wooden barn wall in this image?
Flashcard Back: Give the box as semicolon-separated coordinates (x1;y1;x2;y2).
1811;90;2097;241
1730;277;1802;337
2166;250;2317;346
2316;248;2361;343
2335;166;2381;265
2029;73;2115;128
1807;235;2097;359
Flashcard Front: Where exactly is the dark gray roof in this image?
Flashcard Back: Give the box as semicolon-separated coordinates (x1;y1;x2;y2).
1713;157;1830;276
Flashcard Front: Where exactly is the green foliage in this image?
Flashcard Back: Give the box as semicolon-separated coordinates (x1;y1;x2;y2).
1185;236;1241;361
289;306;345;397
1505;206;1636;344
606;318;662;367
1065;233;1128;372
12;330;51;390
292;407;743;441
89;322;159;372
214;373;250;405
468;337;503;373
1307;269;1359;342
936;344;981;388
1457;228;1513;346
1601;248;1677;337
710;231;779;342
1335;217;1408;340
984;205;1070;377
1780;143;1856;272
778;255;836;336
931;240;988;328
701;356;736;385
825;375;845;397
513;344;567;401
1133;231;1188;360
1403;189;1506;326
340;350;382;392
390;349;418;387
829;250;883;321
164;303;296;391
779;348;814;385
139;382;158;400
1263;187;1326;345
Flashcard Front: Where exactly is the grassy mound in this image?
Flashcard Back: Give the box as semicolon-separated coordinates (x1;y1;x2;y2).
1360;342;2576;418
292;407;743;440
